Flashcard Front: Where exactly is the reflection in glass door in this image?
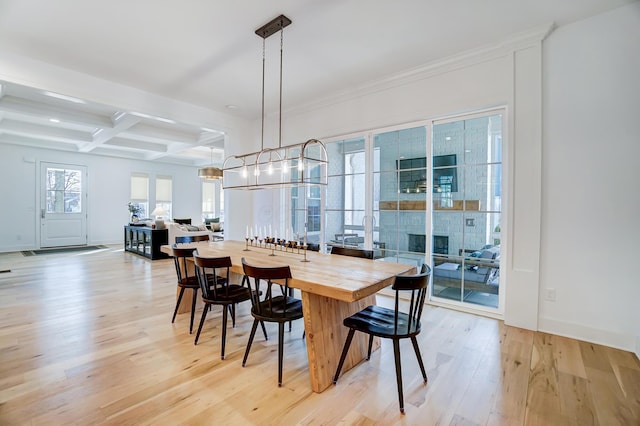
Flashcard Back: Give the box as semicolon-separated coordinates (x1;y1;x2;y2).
324;138;367;251
323;126;429;266
430;112;503;311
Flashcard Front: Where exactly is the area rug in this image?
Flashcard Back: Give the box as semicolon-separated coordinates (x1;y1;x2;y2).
21;245;109;257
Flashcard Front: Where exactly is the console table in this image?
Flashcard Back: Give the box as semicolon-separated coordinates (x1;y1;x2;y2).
124;226;169;260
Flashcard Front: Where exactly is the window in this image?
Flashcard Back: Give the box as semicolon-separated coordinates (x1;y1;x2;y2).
130;174;149;218
202;181;224;222
45;167;82;213
202;180;216;219
155;176;172;219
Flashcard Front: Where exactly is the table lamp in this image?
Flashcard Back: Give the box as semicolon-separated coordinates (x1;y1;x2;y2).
151;206;168;230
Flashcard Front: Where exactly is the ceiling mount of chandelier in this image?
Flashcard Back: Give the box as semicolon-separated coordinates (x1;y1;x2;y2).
222;14;328;190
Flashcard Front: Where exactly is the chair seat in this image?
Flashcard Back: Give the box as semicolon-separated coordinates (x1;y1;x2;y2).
344;305;421;338
179;274;225;289
177;276;200;289
202;284;251;304
252;296;303;322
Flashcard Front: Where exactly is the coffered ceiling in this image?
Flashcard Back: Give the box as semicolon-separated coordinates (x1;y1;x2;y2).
0;0;633;166
0;80;225;166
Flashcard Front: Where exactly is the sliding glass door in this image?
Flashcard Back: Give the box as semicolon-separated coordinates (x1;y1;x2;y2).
430;112;503;309
317;110;503;314
324;125;429;265
324;137;368;251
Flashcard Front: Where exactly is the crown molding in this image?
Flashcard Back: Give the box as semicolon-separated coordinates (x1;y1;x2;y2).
286;23;556;118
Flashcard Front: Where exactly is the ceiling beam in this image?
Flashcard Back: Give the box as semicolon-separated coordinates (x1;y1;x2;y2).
0;119;92;144
78;112;141;152
0;96;113;129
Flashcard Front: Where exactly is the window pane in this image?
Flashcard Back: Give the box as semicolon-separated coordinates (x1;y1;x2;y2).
202;181;215;213
64;192;81;213
46;168;82;213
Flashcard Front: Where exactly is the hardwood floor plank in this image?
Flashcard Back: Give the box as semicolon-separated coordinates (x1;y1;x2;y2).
0;246;639;425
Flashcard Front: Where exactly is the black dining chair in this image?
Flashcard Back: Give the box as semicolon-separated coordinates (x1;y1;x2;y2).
333;264;431;414
193;254;253;359
241;258;304;386
330;245;374;259
171;246;201;334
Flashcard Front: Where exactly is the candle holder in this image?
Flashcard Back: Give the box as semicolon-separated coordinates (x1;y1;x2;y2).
300;244;310;262
244;236;311;261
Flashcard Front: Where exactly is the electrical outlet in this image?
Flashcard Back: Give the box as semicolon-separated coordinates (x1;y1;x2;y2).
545;288;556;302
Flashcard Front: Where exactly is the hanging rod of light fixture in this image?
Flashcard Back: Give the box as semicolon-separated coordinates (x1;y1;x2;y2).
222;14;328;190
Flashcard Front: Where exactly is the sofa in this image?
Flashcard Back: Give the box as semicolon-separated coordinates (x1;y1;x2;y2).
433;245;500;293
167;222;215;245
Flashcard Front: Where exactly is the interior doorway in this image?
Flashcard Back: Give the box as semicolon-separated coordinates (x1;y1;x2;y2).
40;162;88;248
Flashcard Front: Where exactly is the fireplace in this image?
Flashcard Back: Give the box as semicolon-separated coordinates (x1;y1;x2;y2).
408;234;449;255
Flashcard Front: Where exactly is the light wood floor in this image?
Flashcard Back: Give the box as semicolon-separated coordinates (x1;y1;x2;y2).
0;246;638;425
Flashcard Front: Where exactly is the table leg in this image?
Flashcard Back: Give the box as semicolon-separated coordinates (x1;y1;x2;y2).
301;291;379;393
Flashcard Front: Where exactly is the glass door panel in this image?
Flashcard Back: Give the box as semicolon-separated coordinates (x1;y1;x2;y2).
324;138;366;251
373;126;427;266
431;112;503;311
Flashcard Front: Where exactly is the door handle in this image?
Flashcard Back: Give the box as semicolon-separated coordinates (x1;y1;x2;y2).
41;209;46;219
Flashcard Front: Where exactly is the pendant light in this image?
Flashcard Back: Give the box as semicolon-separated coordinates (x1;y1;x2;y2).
221;14;328;190
198;147;223;180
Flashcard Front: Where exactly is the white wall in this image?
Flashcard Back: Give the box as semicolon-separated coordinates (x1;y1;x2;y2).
540;2;640;352
0;143;206;251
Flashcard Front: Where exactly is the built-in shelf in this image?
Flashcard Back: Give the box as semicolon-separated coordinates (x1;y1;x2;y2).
378;200;480;211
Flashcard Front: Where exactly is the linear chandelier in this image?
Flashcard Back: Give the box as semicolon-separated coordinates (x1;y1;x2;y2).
222;14;328;190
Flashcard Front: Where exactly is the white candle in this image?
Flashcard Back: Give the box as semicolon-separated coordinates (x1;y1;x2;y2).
250;226;253;237
285;229;289;241
269;225;272;237
246;226;249;238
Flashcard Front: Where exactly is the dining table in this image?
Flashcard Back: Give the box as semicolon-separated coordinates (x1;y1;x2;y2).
161;239;416;393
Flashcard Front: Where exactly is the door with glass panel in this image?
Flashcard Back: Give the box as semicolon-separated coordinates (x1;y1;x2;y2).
40;162;87;247
430;112;503;310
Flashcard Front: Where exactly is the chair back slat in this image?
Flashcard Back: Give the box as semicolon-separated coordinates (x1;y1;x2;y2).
330;246;374;259
172;246;199;284
391;266;431;333
193;255;232;299
241;258;292;317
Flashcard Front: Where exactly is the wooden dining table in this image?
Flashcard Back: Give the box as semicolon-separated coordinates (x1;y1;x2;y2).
161;239;416;393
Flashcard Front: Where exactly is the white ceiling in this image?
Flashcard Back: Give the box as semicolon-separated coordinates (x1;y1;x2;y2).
0;0;633;165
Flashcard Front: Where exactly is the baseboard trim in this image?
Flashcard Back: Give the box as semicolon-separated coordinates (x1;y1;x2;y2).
539;317;636;353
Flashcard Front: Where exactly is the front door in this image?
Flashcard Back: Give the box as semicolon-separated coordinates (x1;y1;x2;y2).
40;162;87;248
